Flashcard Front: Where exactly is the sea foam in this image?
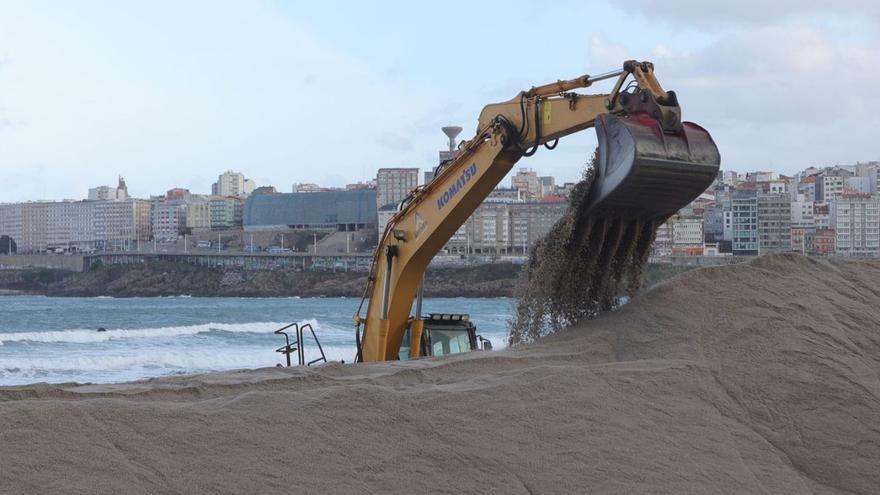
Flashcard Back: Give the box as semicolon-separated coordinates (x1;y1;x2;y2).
0;318;326;345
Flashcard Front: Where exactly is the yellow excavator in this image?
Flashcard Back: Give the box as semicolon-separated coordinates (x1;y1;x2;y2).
354;60;720;362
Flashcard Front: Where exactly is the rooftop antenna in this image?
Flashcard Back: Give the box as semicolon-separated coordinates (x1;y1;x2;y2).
441;126;462;152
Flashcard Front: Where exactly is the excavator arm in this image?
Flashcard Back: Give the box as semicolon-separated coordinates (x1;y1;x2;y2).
355;61;720;362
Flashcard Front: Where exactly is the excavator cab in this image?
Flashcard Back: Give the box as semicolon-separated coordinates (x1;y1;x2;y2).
398;314;492;360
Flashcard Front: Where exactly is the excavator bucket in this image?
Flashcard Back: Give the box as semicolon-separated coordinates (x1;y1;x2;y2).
589;112;720;220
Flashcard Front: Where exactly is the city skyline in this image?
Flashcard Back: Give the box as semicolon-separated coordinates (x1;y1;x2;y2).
6;160;880;205
4;162;880;256
0;2;877;203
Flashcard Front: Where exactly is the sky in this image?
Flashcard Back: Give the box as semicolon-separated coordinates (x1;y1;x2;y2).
0;0;878;202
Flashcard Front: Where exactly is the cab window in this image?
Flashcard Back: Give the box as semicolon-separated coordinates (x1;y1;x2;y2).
427;329;472;357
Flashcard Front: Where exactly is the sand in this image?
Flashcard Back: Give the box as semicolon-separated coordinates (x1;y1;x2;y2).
510;154;665;345
2;254;880;494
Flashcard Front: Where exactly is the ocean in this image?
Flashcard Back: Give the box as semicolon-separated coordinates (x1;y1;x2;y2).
0;296;513;386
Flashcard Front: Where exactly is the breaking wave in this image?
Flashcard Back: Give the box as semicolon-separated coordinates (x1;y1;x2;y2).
0;319;329;345
0;345;357;386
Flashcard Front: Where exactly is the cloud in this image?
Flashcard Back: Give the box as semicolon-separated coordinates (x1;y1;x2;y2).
588;4;880;172
636;24;877;169
0;2;440;200
654;25;879;122
0;105;11;130
377;132;414;153
589;37;631;69
616;0;879;28
0;1;877;201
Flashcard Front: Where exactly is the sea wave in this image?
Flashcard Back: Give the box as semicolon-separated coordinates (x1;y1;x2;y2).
0;318;341;345
0;345;355;381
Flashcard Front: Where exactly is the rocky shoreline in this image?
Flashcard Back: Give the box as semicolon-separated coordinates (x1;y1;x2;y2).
0;262;524;298
0;261;695;298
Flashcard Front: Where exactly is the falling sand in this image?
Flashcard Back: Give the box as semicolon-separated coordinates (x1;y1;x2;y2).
2;254;880;494
509;152;667;344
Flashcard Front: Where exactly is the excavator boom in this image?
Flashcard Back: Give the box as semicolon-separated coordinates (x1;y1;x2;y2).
355;61;720;362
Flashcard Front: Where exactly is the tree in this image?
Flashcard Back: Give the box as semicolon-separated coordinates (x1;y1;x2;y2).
0;235;16;254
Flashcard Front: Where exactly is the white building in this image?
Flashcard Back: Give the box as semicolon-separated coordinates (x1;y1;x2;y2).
509;200;566;253
151;200;187;240
833;194;880;256
93;199;150;250
440;198;566;255
790;193;815;228
767;181;787;194
816;168;853;203
472;203;511;254
377;203;397;236
721;170;740;187
49;201;95;252
511;168;541;200
3;198;148;253
0;203;23;248
748;171;778;182
670;216;704;256
88;176;129;201
375;168;418;209
212;171;255;197
292;183;323;193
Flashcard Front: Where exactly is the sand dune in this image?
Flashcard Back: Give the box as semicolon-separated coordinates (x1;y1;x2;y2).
2;254;879;494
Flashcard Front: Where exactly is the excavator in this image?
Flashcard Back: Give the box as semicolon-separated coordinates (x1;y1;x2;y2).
353;60;720;363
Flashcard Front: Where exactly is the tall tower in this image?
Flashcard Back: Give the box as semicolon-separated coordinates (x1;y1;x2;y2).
428;126;464;184
441;126;462;153
117;175;129;200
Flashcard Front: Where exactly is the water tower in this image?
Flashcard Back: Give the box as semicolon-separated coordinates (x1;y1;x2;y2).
441;126;463;152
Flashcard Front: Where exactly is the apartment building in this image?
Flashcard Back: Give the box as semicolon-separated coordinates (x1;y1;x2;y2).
511;168;541;200
757;193;791;253
790;193;815;228
833;194;880;256
93;199;151;250
0;199;148;253
211;171;255;197
815;168;853;203
442;198;566;255
670;216;705;256
732;192;758;255
210;197;244;230
0;203;22;248
375;168;418;209
152;200;187;240
185;201;212;233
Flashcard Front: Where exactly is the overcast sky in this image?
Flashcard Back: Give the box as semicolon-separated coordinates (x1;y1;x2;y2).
0;0;877;202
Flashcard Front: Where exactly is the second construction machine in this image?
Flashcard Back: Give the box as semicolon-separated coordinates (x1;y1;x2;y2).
354;60;720;363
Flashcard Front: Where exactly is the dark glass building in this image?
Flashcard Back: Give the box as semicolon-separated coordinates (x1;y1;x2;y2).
243;189;377;232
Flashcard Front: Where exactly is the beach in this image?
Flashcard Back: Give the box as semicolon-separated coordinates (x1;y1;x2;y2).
2;254;879;494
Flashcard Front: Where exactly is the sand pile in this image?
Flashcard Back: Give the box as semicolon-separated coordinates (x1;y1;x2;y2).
2;254;880;494
509;154;666;345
